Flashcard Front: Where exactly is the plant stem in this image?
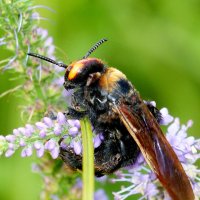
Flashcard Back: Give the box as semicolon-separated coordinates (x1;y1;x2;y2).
80;118;94;200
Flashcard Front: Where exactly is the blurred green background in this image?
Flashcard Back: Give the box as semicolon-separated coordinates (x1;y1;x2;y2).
0;0;200;199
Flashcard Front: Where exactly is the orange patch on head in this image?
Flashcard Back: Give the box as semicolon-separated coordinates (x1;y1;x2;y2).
68;63;84;80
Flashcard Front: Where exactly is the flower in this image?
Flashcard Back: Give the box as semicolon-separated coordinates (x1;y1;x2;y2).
70;140;82;155
1;104;200;200
0;113;81;159
71;179;108;200
93;133;103;148
112;108;200;200
0;111;103;160
94;189;109;200
159;107;174;125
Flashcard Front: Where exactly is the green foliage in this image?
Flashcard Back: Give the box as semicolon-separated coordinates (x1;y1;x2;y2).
1;0;200;200
38;0;200;134
0;0;64;122
0;1;85;200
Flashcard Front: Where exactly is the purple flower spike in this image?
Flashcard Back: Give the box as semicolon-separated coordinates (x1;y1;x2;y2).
67;119;81;129
94;189;108;200
0;135;5;141
21;147;33;157
167;118;180;136
43;117;53;128
112;116;200;199
36;146;44;158
36;28;48;39
53;77;64;87
26;146;33;157
186;120;193;128
8;143;15;149
57;112;66;125
45;139;56;151
69;127;79;136
21;148;27;157
39;130;46;138
44;37;53;46
25;124;34;133
18;127;26;135
54;125;62;136
5;149;15;157
32;12;39;19
34;141;43;150
13;129;20;136
74;120;80;129
24;128;32;137
50;194;60;200
94;134;102;148
72;141;82;155
159;108;174;125
60;140;68;149
19;138;26;147
145;183;159;197
67;119;77;127
62;89;73;97
5;135;16;143
99;133;104;140
50;147;59;159
36;122;48;130
47;45;55;56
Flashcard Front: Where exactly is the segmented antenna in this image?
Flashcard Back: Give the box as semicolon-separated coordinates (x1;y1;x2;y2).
27;53;67;69
83;38;108;59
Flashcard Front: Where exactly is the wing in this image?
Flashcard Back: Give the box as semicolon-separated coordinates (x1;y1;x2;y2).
113;100;194;200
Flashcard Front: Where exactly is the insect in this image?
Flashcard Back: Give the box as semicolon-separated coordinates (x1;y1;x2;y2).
28;39;194;200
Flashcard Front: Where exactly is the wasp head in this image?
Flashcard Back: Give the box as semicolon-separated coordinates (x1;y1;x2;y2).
63;58;105;89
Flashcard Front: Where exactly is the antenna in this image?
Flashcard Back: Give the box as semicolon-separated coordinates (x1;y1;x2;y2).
82;38;108;59
27;53;67;69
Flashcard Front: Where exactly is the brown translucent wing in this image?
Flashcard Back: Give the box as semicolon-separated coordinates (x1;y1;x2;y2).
114;102;194;200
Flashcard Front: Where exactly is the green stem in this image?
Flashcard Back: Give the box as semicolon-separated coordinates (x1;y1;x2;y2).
80;118;94;200
0;85;23;98
34;82;46;103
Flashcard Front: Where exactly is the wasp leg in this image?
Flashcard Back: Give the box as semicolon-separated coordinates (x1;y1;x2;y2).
59;127;140;177
65;107;88;119
86;72;101;87
93;136;123;177
59;146;83;171
59;139;122;177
